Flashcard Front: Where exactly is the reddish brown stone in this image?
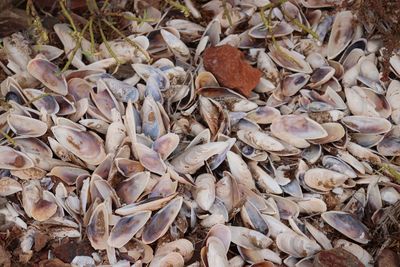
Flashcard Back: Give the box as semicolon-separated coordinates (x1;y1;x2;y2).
313;248;364;267
203;45;262;97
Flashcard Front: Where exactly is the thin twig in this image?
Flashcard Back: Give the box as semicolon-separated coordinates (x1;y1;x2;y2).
60;0;77;32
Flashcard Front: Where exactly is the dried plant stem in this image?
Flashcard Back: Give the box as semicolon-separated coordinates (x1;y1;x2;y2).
0;131;16;147
166;0;190;17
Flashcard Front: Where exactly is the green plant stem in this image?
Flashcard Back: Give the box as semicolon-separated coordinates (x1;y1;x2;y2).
261;0;288;10
379;164;400;183
1;131;16;147
60;21;90;73
26;93;50;106
259;4;299;67
98;20;122;73
222;0;233;27
86;0;100;14
102;18;151;62
280;7;319;40
166;0;190;17
89;17;96;54
60;0;77;32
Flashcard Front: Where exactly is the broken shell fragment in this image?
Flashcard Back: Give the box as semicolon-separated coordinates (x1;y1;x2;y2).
0;177;22;196
31;199;58;222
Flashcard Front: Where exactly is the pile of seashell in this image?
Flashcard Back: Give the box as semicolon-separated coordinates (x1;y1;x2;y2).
0;0;399;266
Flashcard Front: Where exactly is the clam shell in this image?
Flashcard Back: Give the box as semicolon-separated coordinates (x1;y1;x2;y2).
23;89;59;114
271;115;328;148
0;146;34;170
155;239;194;262
108;211;151;248
115;158;145;177
206;236;229;267
237;129;285;152
248;21;293;39
309;122;345;144
304;168;348;192
8;114;48;137
281;73;310;97
301;0;340;8
135;143;166;175
52;125;106;165
269;45;312;74
161;29;190;61
377;126;400;156
115;193;177;216
150;252;184;267
171;142;228;174
328;11;355;59
27;57;68;95
194;173;216;211
87;203;109;250
49;166;89;185
229;226;272;250
345;86;391;118
276;232;321;257
116;172;149;204
152;133;180;160
142;196;183;244
322;211;371;244
298;198;327;214
341;116;392;134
